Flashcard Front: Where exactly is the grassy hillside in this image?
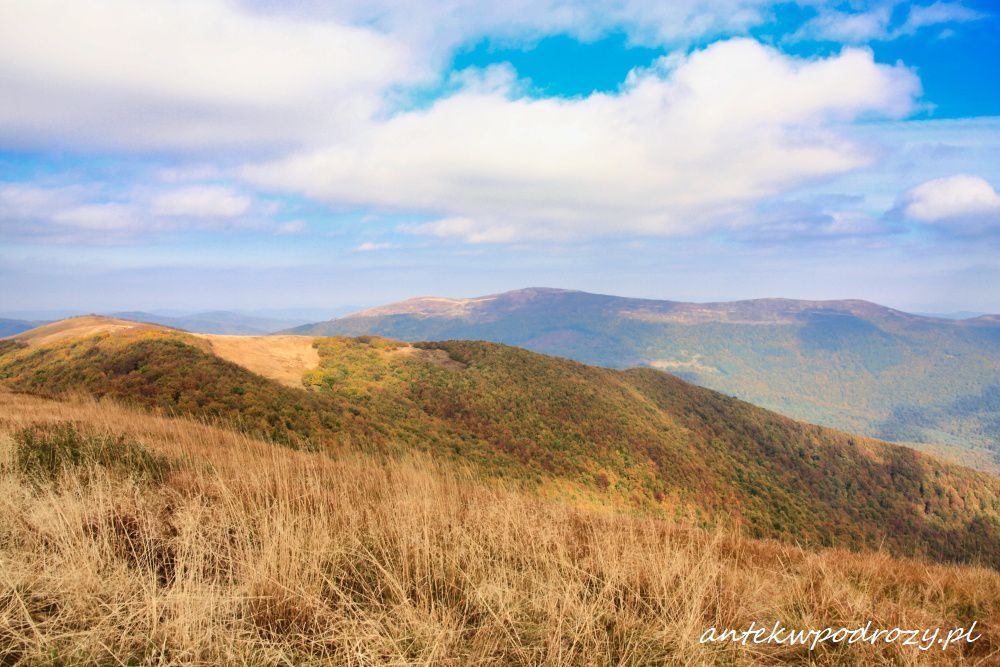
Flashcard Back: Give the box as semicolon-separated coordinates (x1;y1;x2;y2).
2;325;1000;568
292;288;1000;469
0;391;996;665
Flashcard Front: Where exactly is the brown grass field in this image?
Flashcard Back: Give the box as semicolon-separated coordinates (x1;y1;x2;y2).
0;390;997;666
195;334;320;387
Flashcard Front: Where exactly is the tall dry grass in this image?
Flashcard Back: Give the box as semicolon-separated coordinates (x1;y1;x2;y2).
0;391;997;666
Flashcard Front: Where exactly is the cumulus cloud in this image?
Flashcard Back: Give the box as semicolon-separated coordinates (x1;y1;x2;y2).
0;0;800;154
0;0;789;154
895;175;1000;232
245;39;919;241
0;0;413;152
2;1;975;247
1;0;949;157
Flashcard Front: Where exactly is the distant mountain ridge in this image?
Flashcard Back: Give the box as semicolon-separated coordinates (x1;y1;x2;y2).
335;288;990;325
289;288;1000;470
0;318;45;338
109;310;309;335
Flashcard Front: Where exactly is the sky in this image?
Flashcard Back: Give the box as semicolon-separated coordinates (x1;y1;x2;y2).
1;0;999;318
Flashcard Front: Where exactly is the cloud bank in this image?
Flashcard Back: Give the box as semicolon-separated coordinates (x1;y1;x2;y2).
0;182;275;243
246;40;919;241
0;0;993;249
0;0;413;152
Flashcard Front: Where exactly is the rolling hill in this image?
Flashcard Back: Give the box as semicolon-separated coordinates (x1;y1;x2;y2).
3;316;999;568
288;288;1000;470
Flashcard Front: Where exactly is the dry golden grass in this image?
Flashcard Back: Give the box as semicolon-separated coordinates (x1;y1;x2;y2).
8;315;168;347
0;391;997;666
195;334;320;388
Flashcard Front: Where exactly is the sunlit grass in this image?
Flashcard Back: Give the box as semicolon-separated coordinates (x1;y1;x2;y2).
0;392;996;665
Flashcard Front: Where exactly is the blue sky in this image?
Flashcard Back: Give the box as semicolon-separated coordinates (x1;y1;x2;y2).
1;0;999;317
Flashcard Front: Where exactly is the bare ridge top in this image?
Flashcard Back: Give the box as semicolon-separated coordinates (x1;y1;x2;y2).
7;315;171;347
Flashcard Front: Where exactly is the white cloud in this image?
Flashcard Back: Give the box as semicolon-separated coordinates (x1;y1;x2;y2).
276;220;308;235
246;39;919;241
896;175;1000;231
1;0;941;157
899;2;983;35
353;241;399;251
743;197;895;243
258;0;780;53
0;183;139;241
0;0;414;152
51;203;136;231
0;181;277;242
0;183;83;221
150;186;252;218
794;1;984;43
0;0;782;154
793;6;893;43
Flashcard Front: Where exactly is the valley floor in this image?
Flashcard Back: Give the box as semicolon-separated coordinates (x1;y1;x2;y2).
0;391;997;666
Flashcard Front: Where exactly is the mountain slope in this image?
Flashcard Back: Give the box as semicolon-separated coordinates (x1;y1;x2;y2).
2;318;1000;567
290;288;1000;469
3;391;996;665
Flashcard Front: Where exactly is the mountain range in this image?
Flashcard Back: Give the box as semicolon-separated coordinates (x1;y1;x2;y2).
107;310;310;335
3;315;999;567
0;311;313;337
288;288;1000;471
0;317;43;337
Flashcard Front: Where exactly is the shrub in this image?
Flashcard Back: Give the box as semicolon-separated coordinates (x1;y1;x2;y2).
14;422;174;483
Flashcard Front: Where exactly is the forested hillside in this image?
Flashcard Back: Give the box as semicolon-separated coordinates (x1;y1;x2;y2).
291;288;1000;469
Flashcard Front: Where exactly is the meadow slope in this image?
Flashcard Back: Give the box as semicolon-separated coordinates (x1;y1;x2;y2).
0;391;997;666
